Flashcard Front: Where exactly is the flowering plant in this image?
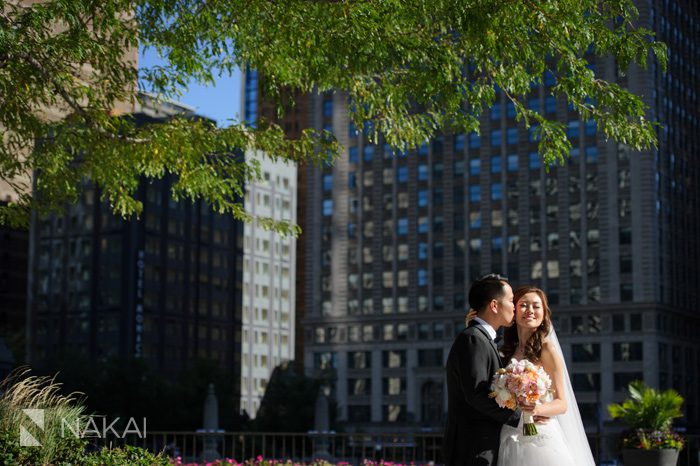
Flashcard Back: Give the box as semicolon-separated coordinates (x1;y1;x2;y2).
489;358;553;436
169;458;418;466
608;381;685;451
622;429;685;451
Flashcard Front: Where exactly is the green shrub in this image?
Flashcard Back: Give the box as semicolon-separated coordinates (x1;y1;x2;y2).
83;445;170;466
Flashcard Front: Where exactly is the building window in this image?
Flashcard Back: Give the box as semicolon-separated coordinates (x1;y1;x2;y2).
348;405;370;422
613;342;643;361
383;350;405;368
323;174;333;191
620;283;633;302
383;404;406;423
586;146;598;163
397;166;408;183
491;156;501;173
383;323;393;340
418;142;429;156
398;244;408;260
613;314;625;332
454;133;465;151
418;349;443;367
490;129;502;147
454;160;465;177
572;343;600;362
545;96;556;113
349;121;358;138
382;296;393;314
585;120;597;136
347;351;371;370
421;381;444;425
567;120;580;138
314;352;336;370
433;295;444;311
507;154;518;171
506;128;518;145
349;146;358;164
544;70;555;86
528;98;540;113
383;377;406;395
492;237;502;252
418;242;428;260
572;373;601;391
469;186;481;202
364;145;374;161
529;152;541;170
630;313;642;331
418;190;429;207
418;217;429;234
322;200;333;216
491;183;502;201
571;315;601;334
418;165;429;181
397;218;408;236
468;132;480;149
469;158;480;176
348;378;371;396
418;269;428;286
470;212;481;229
491;103;501;120
323;100;333;118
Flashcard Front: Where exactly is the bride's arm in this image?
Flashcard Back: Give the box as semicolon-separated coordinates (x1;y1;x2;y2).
531;340;568;417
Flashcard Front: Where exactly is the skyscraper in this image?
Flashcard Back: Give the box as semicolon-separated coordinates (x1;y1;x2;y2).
242;0;700;438
242;69;312;376
26;96;244;383
240;149;298;417
0;200;28;365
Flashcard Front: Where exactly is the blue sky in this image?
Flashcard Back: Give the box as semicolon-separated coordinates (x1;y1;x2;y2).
138;48;242;127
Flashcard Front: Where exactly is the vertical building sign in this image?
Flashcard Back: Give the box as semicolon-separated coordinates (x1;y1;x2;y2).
134;249;145;357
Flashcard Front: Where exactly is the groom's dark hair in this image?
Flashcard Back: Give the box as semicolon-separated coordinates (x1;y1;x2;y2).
469;273;509;314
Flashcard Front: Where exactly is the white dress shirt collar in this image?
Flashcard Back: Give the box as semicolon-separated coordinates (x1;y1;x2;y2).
472;316;498;341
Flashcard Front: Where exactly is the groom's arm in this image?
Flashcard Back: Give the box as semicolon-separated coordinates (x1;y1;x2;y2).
457;333;520;427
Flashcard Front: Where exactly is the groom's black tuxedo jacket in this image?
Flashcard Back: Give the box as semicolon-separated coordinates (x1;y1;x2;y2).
443;321;520;466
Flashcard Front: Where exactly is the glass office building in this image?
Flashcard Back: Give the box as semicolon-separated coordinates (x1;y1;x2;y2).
242;0;700;437
27;98;244;383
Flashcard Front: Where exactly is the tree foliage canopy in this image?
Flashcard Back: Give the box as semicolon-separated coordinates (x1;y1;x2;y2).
1;0;666;230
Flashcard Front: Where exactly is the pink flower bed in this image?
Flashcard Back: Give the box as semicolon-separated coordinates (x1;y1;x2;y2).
171;457;421;466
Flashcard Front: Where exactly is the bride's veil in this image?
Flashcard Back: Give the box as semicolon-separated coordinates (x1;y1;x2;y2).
548;328;597;466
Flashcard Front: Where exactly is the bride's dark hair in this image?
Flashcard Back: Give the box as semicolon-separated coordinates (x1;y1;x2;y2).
502;286;552;362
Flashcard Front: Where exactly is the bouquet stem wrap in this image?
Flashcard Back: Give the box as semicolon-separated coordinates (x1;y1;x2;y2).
523;412;538;436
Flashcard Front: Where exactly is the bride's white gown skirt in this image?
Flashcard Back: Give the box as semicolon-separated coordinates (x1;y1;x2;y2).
498;416;576;466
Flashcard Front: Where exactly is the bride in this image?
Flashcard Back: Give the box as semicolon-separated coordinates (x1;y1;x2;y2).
497;286;596;466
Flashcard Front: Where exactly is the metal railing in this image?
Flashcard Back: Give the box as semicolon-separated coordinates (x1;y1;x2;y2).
96;431;700;465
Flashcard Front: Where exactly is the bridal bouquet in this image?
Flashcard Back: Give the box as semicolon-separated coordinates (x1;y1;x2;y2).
490;359;553;436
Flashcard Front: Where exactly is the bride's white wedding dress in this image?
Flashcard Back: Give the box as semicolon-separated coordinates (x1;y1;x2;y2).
497;365;576;466
497;330;596;466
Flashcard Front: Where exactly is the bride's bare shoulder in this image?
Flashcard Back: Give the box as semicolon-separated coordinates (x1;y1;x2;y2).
540;339;562;364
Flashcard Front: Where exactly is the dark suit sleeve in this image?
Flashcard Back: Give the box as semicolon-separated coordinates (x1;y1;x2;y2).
457;333;520;427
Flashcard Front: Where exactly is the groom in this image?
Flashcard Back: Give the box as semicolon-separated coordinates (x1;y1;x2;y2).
443;273;521;466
